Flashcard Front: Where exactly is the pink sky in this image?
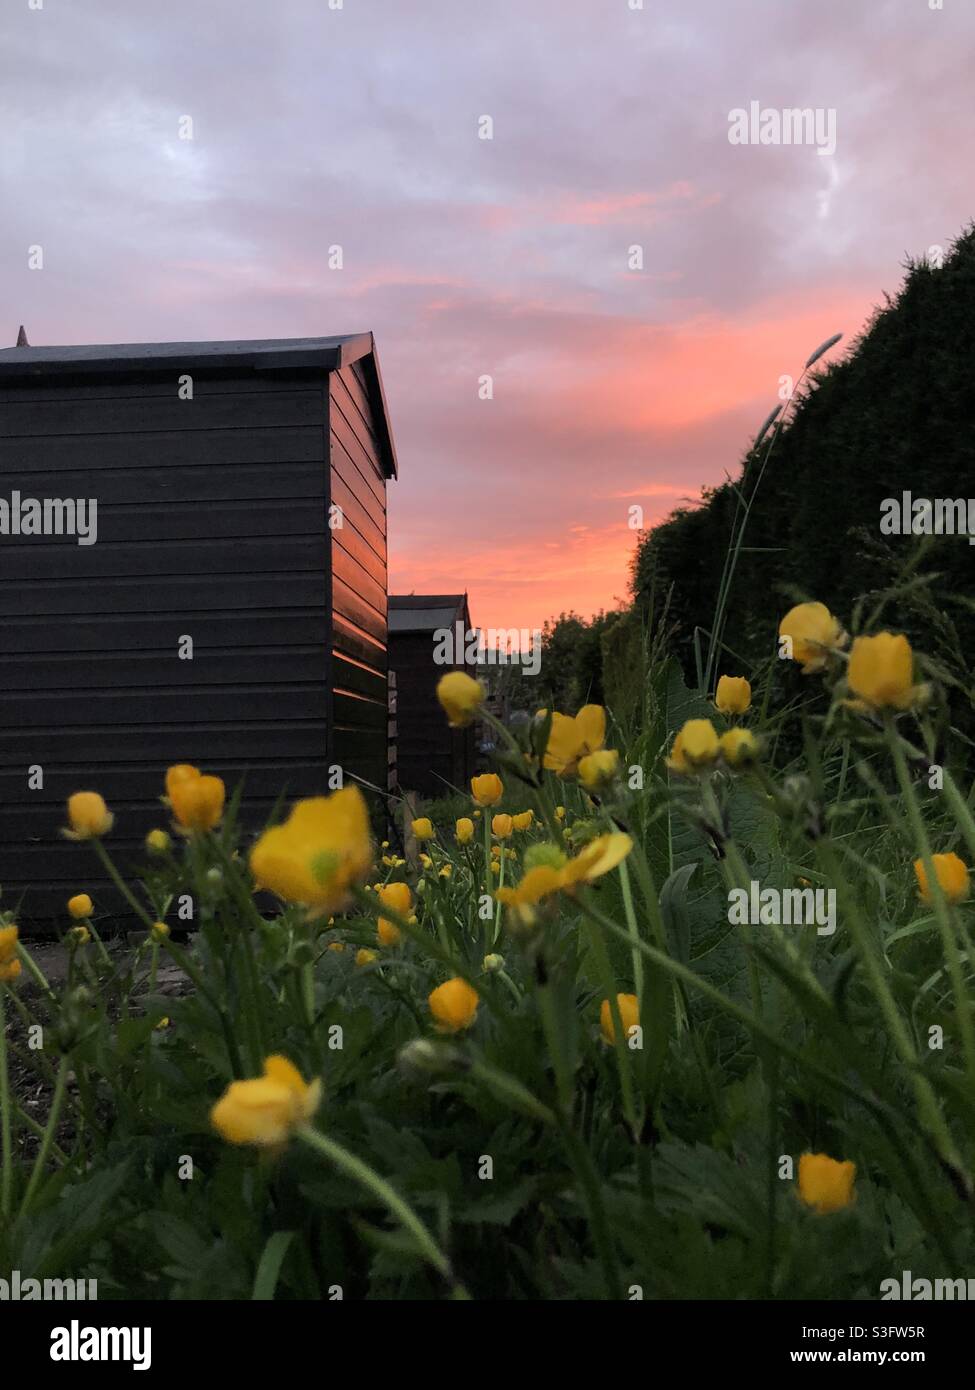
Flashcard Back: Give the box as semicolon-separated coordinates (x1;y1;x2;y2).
2;0;972;630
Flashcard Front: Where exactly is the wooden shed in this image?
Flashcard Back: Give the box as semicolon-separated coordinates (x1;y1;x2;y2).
0;333;396;923
388;594;476;800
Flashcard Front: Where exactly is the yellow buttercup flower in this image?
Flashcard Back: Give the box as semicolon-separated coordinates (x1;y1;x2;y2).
327;941;346;953
847;632;918;711
599;993;640;1046
68;924;91;947
250;786;374;915
578;749;619;793
170;773;225;833
541;704;606;778
496;833;633;919
778;602;847;675
0;925;21;983
436;671;485;728
561;833;632;888
146;828;171;854
356;948;378;967
666;719;719;774
456;817;475;844
211;1055;322;1148
419;852;433;870
412;817;435;842
797;1153;857;1214
67;893;93;920
913;852;970;905
555;805;566;822
64;791;114;840
164;764;201;802
512;810;534;832
471;773;504;807
720;728;759;768
715;675;751;715
377;881;413;946
151;920;170;940
428;977;479;1033
492;814;513;840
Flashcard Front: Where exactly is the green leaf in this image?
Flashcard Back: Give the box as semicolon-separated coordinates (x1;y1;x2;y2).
251;1230;296;1300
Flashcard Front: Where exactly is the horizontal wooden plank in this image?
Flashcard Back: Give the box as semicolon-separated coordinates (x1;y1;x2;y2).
0;389;324;438
0;646;329;691
1;535;325;583
10;461;325;507
0;426;324;472
333;651;386;702
332;514;386;587
0;788;333;838
333;691;386;730
329;469;386;557
0;684;329;731
0;610;329;655
332;367;381;465
0;572;327;616
0;760;336;803
331;541;386;618
0;497;327;546
0;722;329;764
332;575;386;645
329;405;385;508
332;612;387;668
0;375;328;405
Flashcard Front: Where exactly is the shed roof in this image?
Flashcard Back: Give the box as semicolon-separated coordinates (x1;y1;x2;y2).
0;332;398;477
388;594;470;633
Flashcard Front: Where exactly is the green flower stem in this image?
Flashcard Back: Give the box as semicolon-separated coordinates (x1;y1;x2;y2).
942;769;975;868
156;934;244;1079
91;839;156;931
83;917;114;973
491;844;506;947
469;1058;556;1126
0;988;13;1220
888;732;975;1095
482;809;493;954
15;943;56;1001
816;837;969;1187
13;1098;69;1164
580;910;641;1141
618;856;644;1007
297;1125;463;1293
21;1054;69;1214
480;707;565;847
495;968;522;1006
534;967;576;1116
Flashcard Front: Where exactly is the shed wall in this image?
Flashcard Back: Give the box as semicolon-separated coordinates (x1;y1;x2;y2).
0;372;335;920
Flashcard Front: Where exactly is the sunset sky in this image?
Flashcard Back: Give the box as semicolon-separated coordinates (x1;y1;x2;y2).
2;0;973;630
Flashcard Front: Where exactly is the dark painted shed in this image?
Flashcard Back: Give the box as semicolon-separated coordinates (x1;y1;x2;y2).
0;333;396;923
388;594;476;800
